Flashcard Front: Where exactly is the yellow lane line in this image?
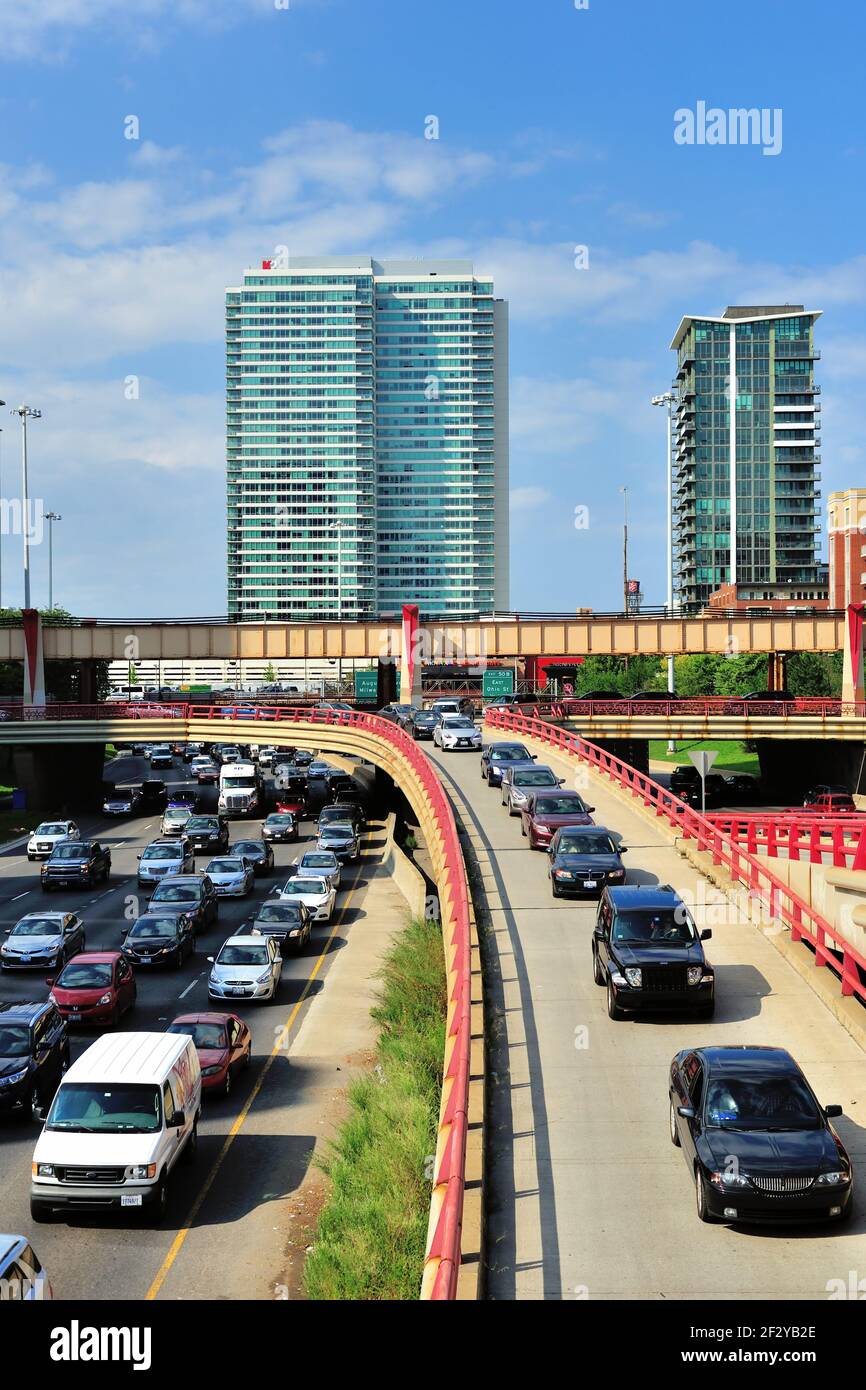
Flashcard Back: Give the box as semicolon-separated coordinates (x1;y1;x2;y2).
145;869;364;1301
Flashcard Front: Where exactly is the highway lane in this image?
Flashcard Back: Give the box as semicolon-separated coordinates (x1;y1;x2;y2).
0;749;376;1300
429;737;866;1301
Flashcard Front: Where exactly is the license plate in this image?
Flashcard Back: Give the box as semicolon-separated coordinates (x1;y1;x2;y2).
583;880;598;889
228;987;246;996
121;1194;142;1207
69;1013;81;1022
19;955;31;963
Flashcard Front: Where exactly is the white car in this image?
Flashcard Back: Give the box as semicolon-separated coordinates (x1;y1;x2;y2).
207;935;282;1002
1;911;85;971
276;875;336;922
26;821;79;863
295;850;341;890
433;715;482;751
161;806;193;837
204;856;255;897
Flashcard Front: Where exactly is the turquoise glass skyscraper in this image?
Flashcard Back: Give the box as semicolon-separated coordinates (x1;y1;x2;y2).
226;256;509;620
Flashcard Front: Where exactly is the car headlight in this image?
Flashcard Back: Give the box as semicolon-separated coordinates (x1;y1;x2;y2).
97;992;113;1005
687;966;705;986
0;1067;29;1087
48;992;57;1004
256;969;273;983
609;868;625;878
128;1163;157;1179
34;1162;55;1177
288;929;301;937
623;967;642;988
201;1066;223;1078
817;1171;850;1186
554;870;574;879
710;1170;752;1190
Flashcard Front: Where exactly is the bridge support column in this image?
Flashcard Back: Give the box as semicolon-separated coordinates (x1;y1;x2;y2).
768;651;787;691
22;609;46;706
10;742;107;815
842;603;865;707
79;662;98;704
399;604;423;706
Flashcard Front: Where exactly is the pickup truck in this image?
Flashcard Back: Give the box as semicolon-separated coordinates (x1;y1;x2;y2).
41;841;111;891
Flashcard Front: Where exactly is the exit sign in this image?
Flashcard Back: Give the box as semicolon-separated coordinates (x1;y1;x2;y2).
354;669;379;702
482;669;515;698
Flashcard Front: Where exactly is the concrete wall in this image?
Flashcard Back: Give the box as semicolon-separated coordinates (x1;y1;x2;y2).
755;851;866;959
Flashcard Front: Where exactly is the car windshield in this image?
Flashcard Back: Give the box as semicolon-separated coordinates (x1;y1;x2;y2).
321;825;353;837
185;818;216;832
490;747;529;762
129;918;178;939
445;717;475;728
12;918;63;937
302;854;336;867
209;859;243;874
46;1082;161;1134
170;1022;227;1049
266;815;293;826
56;961;112;988
106;791;132;801
535;797;587;815
232;843;262;855
704;1075;821;1130
513;770;557;786
257;904;299;923
143;845;181;861
611;910;695;944
36;823;67;835
152;884;199;903
557;834;617;854
164;809;189;821
51;844;87;860
282;878;326;896
217;944;269;966
0;1024;31;1056
223;776;255;789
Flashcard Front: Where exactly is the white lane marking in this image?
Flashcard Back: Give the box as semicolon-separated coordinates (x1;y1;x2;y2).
10;891;30;901
178;973;203;1000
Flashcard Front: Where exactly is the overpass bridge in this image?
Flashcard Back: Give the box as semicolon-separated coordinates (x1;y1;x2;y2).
0;608;847;663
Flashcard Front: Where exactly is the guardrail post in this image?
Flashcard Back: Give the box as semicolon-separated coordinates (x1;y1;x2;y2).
853;827;866;871
832;824;846;868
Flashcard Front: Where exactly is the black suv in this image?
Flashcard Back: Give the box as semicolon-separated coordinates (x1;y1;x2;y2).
593;885;714;1021
0;1001;69;1121
139;779;168;812
184;814;230;854
41;841;111;892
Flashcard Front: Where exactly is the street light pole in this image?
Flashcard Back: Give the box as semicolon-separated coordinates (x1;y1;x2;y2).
12;405;41;610
0;400;5;610
45;511;61;610
652;391;677;749
619;486;629;615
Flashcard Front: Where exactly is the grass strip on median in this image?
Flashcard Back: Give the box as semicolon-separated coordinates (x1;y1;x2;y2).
303;914;446;1301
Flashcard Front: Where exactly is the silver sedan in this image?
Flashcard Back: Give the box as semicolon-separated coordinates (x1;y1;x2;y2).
204;856;255;897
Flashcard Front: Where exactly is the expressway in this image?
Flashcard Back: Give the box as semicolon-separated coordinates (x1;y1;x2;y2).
0;750;399;1301
428;738;866;1301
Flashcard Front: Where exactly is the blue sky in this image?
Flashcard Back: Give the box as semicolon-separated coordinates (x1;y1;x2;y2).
0;0;864;616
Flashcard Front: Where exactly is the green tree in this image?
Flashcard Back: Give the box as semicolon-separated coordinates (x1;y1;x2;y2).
571;655;664;696
786;652;842;696
262;662;278;683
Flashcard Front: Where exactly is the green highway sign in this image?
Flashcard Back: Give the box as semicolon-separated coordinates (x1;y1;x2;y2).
482;669;515;698
354;669;379;702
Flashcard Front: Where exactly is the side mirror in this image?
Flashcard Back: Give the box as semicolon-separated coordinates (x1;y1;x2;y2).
700;929;712;941
593;926;603;939
825;1104;843;1118
64;924;77;934
136;854;142;860
45;977;55;987
586;806;595;813
557;778;565;786
546;845;553;854
677;1106;696;1121
167;1110;185;1129
619;847;628;854
3;928;9;935
120;925;129;936
207;955;215;963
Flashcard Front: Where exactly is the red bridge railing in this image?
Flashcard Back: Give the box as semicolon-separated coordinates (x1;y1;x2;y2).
485;707;866;1005
705;814;866;871
524;697;866;720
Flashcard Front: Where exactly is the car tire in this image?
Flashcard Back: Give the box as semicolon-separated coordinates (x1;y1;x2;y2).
520;821;527;837
592;949;605;986
150;1174;169;1224
551;879;561;899
223;1068;232;1097
184;1122;198;1163
669;1101;681;1147
695;1168;715;1223
606;980;624;1021
243;1046;252;1070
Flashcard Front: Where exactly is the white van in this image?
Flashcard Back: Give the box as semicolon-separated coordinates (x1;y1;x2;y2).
30;1031;201;1224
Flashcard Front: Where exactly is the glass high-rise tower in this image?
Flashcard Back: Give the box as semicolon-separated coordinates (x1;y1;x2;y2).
669;305;823;608
226;256;508;621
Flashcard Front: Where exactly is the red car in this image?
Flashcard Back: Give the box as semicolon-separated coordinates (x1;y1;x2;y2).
276;795;307;819
801;790;858;814
167;1012;252;1097
520;790;595;849
47;951;136;1028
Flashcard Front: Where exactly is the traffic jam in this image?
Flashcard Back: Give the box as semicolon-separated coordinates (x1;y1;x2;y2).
0;739;369;1297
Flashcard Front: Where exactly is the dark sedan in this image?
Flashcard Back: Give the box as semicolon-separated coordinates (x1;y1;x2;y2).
121;912;195;968
102;786;143;816
480;742;536;786
239;901;312;954
409;710;439;740
147;875;218;933
547;827;626;897
592;885;714;1020
230;838;275;876
262;812;299;843
521;790;595;849
669;1046;853;1225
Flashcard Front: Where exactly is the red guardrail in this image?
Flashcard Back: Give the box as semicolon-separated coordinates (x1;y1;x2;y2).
524;697;866;719
485;707;866;1005
705;814;866;870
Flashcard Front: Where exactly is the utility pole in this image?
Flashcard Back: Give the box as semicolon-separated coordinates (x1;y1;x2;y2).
619;486;629;615
45;511;61;610
13;404;41;609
